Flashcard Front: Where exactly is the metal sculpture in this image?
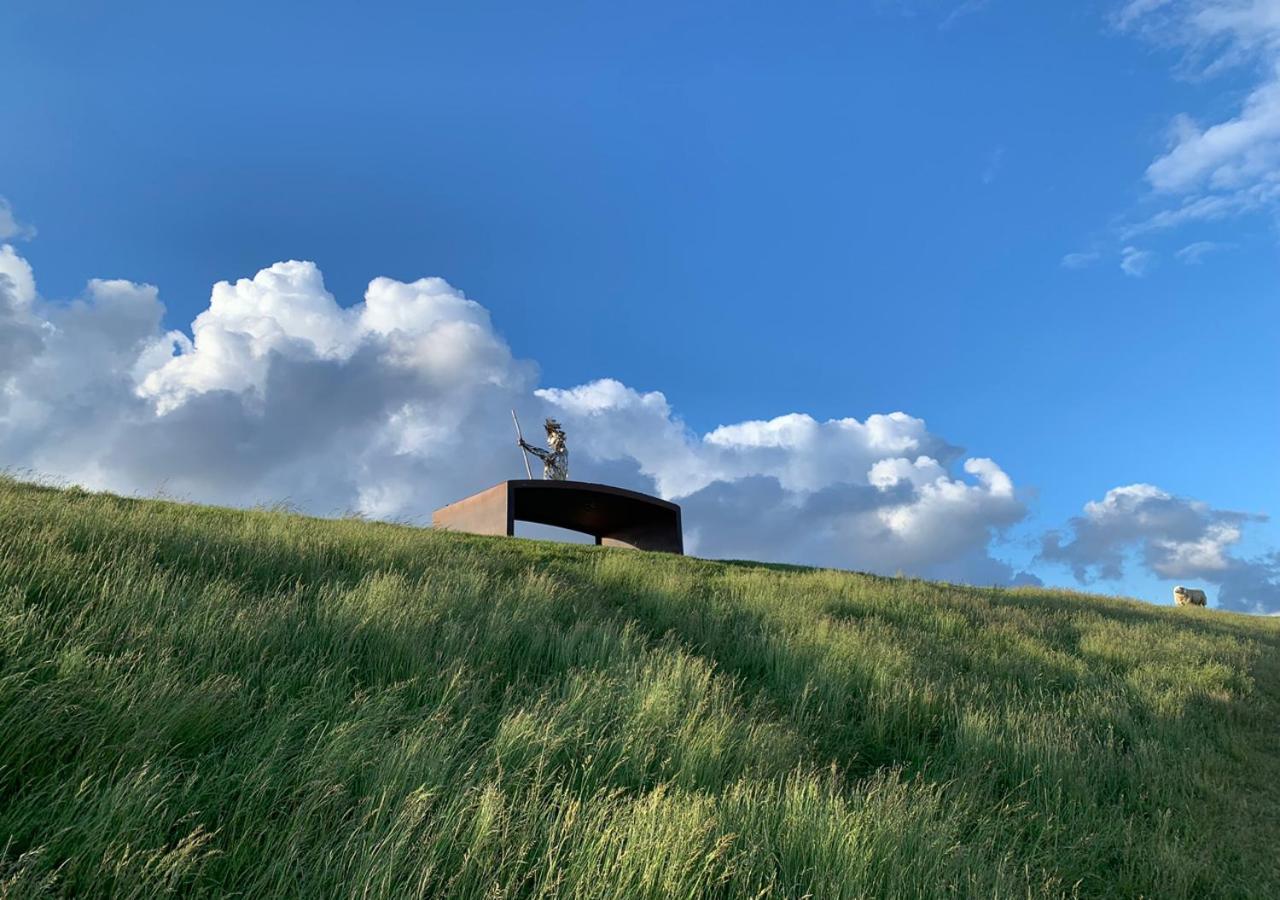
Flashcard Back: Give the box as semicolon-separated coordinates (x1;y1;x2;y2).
517;417;569;481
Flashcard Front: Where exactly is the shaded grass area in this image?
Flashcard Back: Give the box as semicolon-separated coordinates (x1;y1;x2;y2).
1;476;1277;898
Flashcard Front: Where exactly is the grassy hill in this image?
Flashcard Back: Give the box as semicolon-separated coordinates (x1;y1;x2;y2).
1;476;1277;898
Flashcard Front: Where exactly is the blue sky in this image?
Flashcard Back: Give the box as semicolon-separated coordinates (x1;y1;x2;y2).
2;1;1277;610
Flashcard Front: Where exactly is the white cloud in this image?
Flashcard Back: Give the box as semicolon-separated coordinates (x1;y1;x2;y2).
1040;483;1280;613
1120;245;1156;276
0;246;1036;585
1115;0;1173;30
1146;82;1280;193
1061;251;1101;269
0;198;36;242
940;0;992;31
0;244;37;307
1117;1;1280;236
1176;239;1234;261
135;263;513;415
0;247;46;390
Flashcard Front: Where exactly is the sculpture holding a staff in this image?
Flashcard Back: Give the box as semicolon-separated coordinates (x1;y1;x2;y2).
514;414;569;481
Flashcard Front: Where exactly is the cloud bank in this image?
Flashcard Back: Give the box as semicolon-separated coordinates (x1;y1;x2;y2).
0;239;1034;585
536;381;1031;583
1040;483;1280;613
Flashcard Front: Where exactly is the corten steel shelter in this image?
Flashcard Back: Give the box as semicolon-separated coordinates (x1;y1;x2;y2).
432;480;683;554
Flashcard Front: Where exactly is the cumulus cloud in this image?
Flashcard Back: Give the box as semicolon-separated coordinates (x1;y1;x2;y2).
0;244;1036;584
0;247;45;386
1040;483;1280;613
537;380;1031;582
1;251;535;519
1117;1;1280;236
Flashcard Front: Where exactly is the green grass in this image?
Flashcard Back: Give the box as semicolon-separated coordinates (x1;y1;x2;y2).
1;476;1277;898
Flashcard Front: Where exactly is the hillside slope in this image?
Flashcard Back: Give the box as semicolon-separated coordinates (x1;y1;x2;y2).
1;476;1277;898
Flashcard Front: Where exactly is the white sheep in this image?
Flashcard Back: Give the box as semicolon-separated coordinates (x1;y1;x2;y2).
1173;585;1207;607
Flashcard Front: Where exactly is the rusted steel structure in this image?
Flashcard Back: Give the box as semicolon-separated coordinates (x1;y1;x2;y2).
432;480;683;554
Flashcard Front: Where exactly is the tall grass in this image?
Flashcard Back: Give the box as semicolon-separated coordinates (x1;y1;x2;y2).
1;476;1277;897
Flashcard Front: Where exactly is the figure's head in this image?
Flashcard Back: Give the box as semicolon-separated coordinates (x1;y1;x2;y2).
544;418;566;450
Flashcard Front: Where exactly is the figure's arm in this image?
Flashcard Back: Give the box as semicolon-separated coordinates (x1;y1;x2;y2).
519;440;551;461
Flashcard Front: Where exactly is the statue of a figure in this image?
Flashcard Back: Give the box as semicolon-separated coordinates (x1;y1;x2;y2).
519;418;569;481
